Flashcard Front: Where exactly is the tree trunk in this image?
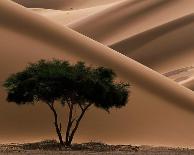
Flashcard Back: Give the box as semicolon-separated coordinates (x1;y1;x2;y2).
48;103;64;146
65;103;92;146
67;110;85;145
65;103;74;146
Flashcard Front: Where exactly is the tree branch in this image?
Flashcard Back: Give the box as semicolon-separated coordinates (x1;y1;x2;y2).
67;103;92;145
78;103;84;111
65;101;74;144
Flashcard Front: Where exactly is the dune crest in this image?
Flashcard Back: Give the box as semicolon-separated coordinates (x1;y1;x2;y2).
110;13;194;72
69;0;194;45
30;3;115;25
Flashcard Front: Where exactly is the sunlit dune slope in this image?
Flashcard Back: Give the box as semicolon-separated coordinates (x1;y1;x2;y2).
69;0;194;45
12;0;121;10
30;4;113;25
110;14;194;72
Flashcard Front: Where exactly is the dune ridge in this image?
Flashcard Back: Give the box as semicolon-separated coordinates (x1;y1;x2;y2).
110;13;194;71
69;0;194;45
29;3;116;25
26;0;194;73
0;0;194;112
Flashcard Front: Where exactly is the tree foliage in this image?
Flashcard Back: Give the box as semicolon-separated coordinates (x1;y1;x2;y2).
4;59;130;146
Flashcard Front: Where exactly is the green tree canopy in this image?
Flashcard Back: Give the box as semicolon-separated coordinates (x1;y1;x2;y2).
4;59;130;146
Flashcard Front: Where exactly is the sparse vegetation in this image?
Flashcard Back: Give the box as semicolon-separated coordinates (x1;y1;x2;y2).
3;59;130;147
0;140;194;155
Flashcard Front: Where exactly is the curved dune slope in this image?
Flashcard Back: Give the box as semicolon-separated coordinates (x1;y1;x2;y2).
27;0;194;74
12;0;121;10
110;14;194;72
30;3;114;25
0;0;194;112
69;0;194;45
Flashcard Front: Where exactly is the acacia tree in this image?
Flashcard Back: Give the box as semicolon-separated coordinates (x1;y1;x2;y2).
3;59;130;147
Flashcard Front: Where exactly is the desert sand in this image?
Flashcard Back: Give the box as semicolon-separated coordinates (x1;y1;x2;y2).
0;0;194;148
30;6;109;25
29;1;122;26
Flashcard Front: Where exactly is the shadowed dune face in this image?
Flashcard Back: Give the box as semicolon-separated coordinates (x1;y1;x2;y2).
1;0;194;147
70;0;175;44
111;14;194;72
69;0;194;45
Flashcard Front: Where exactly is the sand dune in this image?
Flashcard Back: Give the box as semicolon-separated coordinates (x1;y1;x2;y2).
27;0;194;73
1;0;194;147
30;3;115;25
110;14;194;72
1;0;194;110
12;0;121;10
69;0;194;45
21;0;194;73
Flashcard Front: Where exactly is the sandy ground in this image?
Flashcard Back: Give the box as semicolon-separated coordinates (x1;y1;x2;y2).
0;142;193;155
0;150;193;155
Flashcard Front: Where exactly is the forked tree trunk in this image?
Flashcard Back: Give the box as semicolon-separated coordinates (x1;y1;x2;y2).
65;103;92;146
48;102;64;146
65;103;74;146
65;110;85;146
